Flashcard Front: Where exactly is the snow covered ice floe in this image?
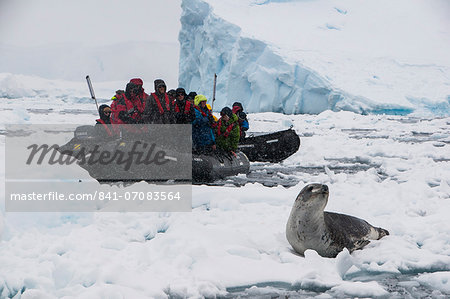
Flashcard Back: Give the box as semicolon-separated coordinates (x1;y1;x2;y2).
179;0;450;116
1;86;450;297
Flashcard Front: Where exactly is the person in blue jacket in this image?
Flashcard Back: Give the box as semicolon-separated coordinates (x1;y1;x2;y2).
232;102;249;140
192;94;216;153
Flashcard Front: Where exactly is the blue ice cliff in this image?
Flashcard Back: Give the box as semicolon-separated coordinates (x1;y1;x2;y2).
178;0;450;116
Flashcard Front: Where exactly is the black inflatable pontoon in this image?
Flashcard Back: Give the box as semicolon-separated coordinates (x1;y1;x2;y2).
58;125;250;183
192;151;249;182
237;128;300;163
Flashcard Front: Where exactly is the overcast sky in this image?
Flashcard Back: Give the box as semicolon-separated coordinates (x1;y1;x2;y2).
0;0;182;47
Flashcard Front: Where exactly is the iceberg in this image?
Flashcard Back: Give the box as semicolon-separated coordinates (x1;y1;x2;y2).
178;0;450;116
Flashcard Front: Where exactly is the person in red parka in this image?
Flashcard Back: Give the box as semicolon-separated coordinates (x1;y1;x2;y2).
111;78;148;124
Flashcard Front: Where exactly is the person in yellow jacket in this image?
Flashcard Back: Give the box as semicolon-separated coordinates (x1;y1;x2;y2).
206;103;218;121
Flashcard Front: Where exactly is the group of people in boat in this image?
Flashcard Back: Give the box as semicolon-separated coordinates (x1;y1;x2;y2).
96;78;249;155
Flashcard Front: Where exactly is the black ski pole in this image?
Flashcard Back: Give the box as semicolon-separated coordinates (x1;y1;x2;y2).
86;75;99;111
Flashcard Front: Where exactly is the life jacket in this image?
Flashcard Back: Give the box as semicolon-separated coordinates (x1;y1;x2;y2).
217;118;237;137
110;92;126;125
151;92;173;114
175;100;192;114
194;105;212;118
127;93;146;118
95;119;113;136
111;93;145;124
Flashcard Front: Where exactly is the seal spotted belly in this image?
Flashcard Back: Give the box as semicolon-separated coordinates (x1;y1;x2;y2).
286;183;389;258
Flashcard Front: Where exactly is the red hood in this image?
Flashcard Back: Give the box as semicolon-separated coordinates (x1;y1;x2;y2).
130;78;143;86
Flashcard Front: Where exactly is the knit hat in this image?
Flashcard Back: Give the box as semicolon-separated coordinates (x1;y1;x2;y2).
220;107;233;118
176;87;187;97
187;92;197;101
167;89;176;99
154;79;166;90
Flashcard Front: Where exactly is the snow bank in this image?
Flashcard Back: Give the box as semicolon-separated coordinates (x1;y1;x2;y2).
178;0;450;116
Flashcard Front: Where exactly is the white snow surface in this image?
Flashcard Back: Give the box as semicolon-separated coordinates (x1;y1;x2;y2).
0;77;449;298
179;0;450;115
0;0;450;297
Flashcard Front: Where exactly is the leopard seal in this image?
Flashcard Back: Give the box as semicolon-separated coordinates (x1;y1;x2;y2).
286;183;389;258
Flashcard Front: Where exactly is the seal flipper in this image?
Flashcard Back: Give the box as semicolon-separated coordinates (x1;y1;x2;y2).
349;239;371;252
